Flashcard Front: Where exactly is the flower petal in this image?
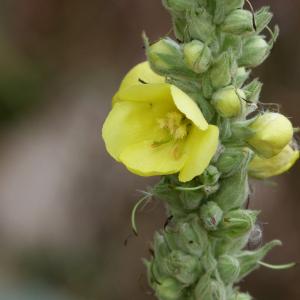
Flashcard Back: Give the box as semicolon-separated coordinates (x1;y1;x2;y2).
118;83;173;105
171;85;208;131
249;145;299;179
102;101;157;161
179;125;219;182
119;61;165;92
120;140;187;177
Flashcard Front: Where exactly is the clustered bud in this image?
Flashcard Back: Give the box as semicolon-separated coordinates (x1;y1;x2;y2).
142;0;298;299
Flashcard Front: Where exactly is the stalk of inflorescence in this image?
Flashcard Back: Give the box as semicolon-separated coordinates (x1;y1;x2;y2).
101;0;299;299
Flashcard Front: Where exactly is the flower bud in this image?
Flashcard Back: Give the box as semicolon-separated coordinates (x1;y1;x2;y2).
216;209;258;239
183;40;212;73
161;250;201;285
218;255;240;284
249;145;299;179
238;35;269;67
210;52;232;89
234;67;250;87
194;273;226;300
200;202;223;231
216;147;247;177
155;277;183;300
221;9;254;35
147;38;182;75
248;112;294;158
164;216;209;258
212;86;245;118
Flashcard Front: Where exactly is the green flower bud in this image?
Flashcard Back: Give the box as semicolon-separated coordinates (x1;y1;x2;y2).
212;86;245;118
194;273;226;300
248;112;294;158
218;255;240;284
211;149;252;211
188;9;215;43
162;0;197;13
239;35;269;68
244;78;263;103
216;147;247;177
147;38;183;75
155;277;183;300
162;250;201;285
234;67;251;87
183;40;212;73
237;240;282;280
200;202;223;231
221;9;254;35
216;209;258;239
210;52;232;89
164;216;209;258
214;0;245;24
249;145;299;179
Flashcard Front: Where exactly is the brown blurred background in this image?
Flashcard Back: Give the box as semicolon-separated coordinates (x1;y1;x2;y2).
0;0;299;299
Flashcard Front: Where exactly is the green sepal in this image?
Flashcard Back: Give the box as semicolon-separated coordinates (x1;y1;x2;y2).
218;254;241;284
216;147;247;178
187;9;216;44
210;51;233;89
194;272;227;300
254;6;273;34
214;209;259;239
210;149;252;211
236;240;282;280
234;67;251;88
221;9;254;35
155;277;184;300
244;78;263;103
191;92;216;122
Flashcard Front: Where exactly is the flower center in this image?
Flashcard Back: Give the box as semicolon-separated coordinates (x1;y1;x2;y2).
158;111;190;140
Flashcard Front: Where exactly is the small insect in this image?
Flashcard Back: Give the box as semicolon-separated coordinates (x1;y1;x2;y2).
138;78;148;84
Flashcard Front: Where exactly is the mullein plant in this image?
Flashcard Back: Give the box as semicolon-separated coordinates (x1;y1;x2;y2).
102;0;299;299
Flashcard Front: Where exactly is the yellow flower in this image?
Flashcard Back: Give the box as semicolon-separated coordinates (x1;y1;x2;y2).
247;112;294;158
102;62;219;182
248;145;299;179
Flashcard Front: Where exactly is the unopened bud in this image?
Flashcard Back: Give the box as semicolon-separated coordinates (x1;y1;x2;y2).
248;112;294;158
249;145;299;179
218;255;240;284
183;40;212;73
234;67;251;87
210;52;232;89
216;209;258;239
162;250;201;285
216;147;247;177
195;273;226;300
221;9;254;35
212;86;245;118
239;35;269;67
148;38;182;75
200;202;223;231
155;277;183;300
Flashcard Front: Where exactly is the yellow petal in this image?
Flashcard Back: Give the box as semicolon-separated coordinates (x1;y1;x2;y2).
102;101;157;161
171;85;208;131
119;61;165;92
120;140;187;177
179;125;219;182
118;83;173;105
249;145;299;179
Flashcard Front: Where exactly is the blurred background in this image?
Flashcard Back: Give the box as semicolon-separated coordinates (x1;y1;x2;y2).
0;0;299;299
